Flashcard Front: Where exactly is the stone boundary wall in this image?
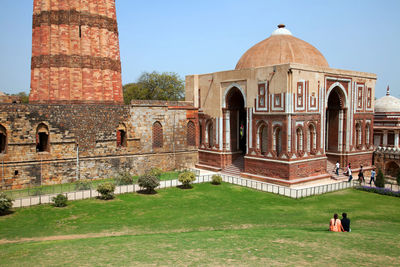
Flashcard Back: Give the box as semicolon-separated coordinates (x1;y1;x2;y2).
0;103;198;189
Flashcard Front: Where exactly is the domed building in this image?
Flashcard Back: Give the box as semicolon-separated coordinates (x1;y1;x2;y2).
186;24;377;186
373;86;400;178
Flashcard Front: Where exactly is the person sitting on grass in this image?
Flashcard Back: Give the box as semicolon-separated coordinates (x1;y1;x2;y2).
329;213;344;232
341;213;351;232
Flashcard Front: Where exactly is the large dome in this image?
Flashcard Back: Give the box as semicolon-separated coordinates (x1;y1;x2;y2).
235;24;329;70
375;87;400;113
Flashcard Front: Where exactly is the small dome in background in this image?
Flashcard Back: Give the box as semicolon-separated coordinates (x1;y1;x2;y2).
235;24;329;70
375;86;400;113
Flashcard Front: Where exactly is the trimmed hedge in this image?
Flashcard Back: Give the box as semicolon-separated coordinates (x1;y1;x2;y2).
0;192;13;215
96;182;116;200
52;194;68;207
211;175;222;185
138;174;160;193
178;171;196;188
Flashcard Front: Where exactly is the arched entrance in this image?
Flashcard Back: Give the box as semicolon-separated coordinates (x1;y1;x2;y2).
226;87;246;154
326;86;347;166
386;161;400;178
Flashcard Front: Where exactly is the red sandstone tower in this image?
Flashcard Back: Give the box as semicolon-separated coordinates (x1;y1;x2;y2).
29;0;123;104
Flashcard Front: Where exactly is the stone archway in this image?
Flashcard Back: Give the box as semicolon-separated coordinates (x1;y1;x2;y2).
225;87;246;154
386;161;400;178
326;86;346;153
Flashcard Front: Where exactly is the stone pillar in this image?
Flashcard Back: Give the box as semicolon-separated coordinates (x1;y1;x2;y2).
383;131;388;146
224;110;230;150
338;110;344;152
395;131;399;148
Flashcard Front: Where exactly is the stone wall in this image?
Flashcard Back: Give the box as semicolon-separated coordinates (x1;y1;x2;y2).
0;102;198;189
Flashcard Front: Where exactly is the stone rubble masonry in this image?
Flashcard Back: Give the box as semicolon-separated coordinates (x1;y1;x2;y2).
29;0;123;104
0;101;198;190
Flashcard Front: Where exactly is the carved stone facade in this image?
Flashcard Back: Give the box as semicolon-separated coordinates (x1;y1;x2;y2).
186;25;377;186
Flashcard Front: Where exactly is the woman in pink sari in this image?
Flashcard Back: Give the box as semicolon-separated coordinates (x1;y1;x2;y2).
329;213;344;232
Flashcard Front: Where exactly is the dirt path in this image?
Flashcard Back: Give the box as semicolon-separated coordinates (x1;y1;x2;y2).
0;224;263;245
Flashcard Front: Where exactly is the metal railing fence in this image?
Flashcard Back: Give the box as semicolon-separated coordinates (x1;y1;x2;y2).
10;171;357;208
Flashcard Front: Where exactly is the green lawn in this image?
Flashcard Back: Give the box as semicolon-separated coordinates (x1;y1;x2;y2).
0;183;399;266
4;171;182;199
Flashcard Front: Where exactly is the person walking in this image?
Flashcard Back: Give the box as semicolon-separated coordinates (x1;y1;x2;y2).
370;168;376;185
358;165;364;184
347;164;353;182
335;161;340;176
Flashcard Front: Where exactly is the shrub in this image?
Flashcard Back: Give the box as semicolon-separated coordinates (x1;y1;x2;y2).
0;192;13;215
397;171;400;186
147;168;163;178
138;174;160;193
115;171;135;185
211;175;222;185
375;169;385;188
96;182;116;200
75;180;92;191
52;194;68;207
178;171;196;188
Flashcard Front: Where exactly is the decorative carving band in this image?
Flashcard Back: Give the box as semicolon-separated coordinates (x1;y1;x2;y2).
33;10;118;34
31;55;121;72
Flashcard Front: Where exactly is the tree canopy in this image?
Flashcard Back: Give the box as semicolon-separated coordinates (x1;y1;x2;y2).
123;71;184;104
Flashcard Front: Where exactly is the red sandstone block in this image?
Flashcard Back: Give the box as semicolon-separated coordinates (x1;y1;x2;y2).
50;67;59;100
58;0;69;10
98;0;107;16
89;0;98;14
32;28;41;57
40;25;51;55
50;0;59;11
59;67;70;100
40;0;50;12
33;0;41;14
50;25;60;55
70;0;80;11
59;25;69;54
81;0;90;13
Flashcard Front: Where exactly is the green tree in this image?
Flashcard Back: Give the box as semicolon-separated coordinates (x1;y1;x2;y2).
123;71;184;104
375;169;385;188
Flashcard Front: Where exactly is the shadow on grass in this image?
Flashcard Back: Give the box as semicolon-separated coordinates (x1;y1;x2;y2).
177;185;193;190
0;210;15;216
137;189;158;195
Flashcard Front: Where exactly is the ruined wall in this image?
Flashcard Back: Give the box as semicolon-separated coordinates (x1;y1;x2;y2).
0;102;198;189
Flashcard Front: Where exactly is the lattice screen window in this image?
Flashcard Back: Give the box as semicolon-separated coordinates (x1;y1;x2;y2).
258;84;266;107
187;121;196;146
296;128;303;152
152;121;163;148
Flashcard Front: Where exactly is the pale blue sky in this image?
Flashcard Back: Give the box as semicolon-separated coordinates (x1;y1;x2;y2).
0;0;399;99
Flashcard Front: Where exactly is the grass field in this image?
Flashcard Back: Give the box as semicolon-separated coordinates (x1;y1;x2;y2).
0;183;399;266
4;171;181;199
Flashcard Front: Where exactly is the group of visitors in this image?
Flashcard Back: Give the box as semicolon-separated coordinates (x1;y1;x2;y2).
335;161;376;185
329;213;351;232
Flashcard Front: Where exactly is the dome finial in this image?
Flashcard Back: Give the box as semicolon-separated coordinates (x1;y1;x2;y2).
387;85;390;96
271;24;292;36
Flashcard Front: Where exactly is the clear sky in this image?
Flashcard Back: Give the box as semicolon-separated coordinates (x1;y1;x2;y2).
0;0;399;99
